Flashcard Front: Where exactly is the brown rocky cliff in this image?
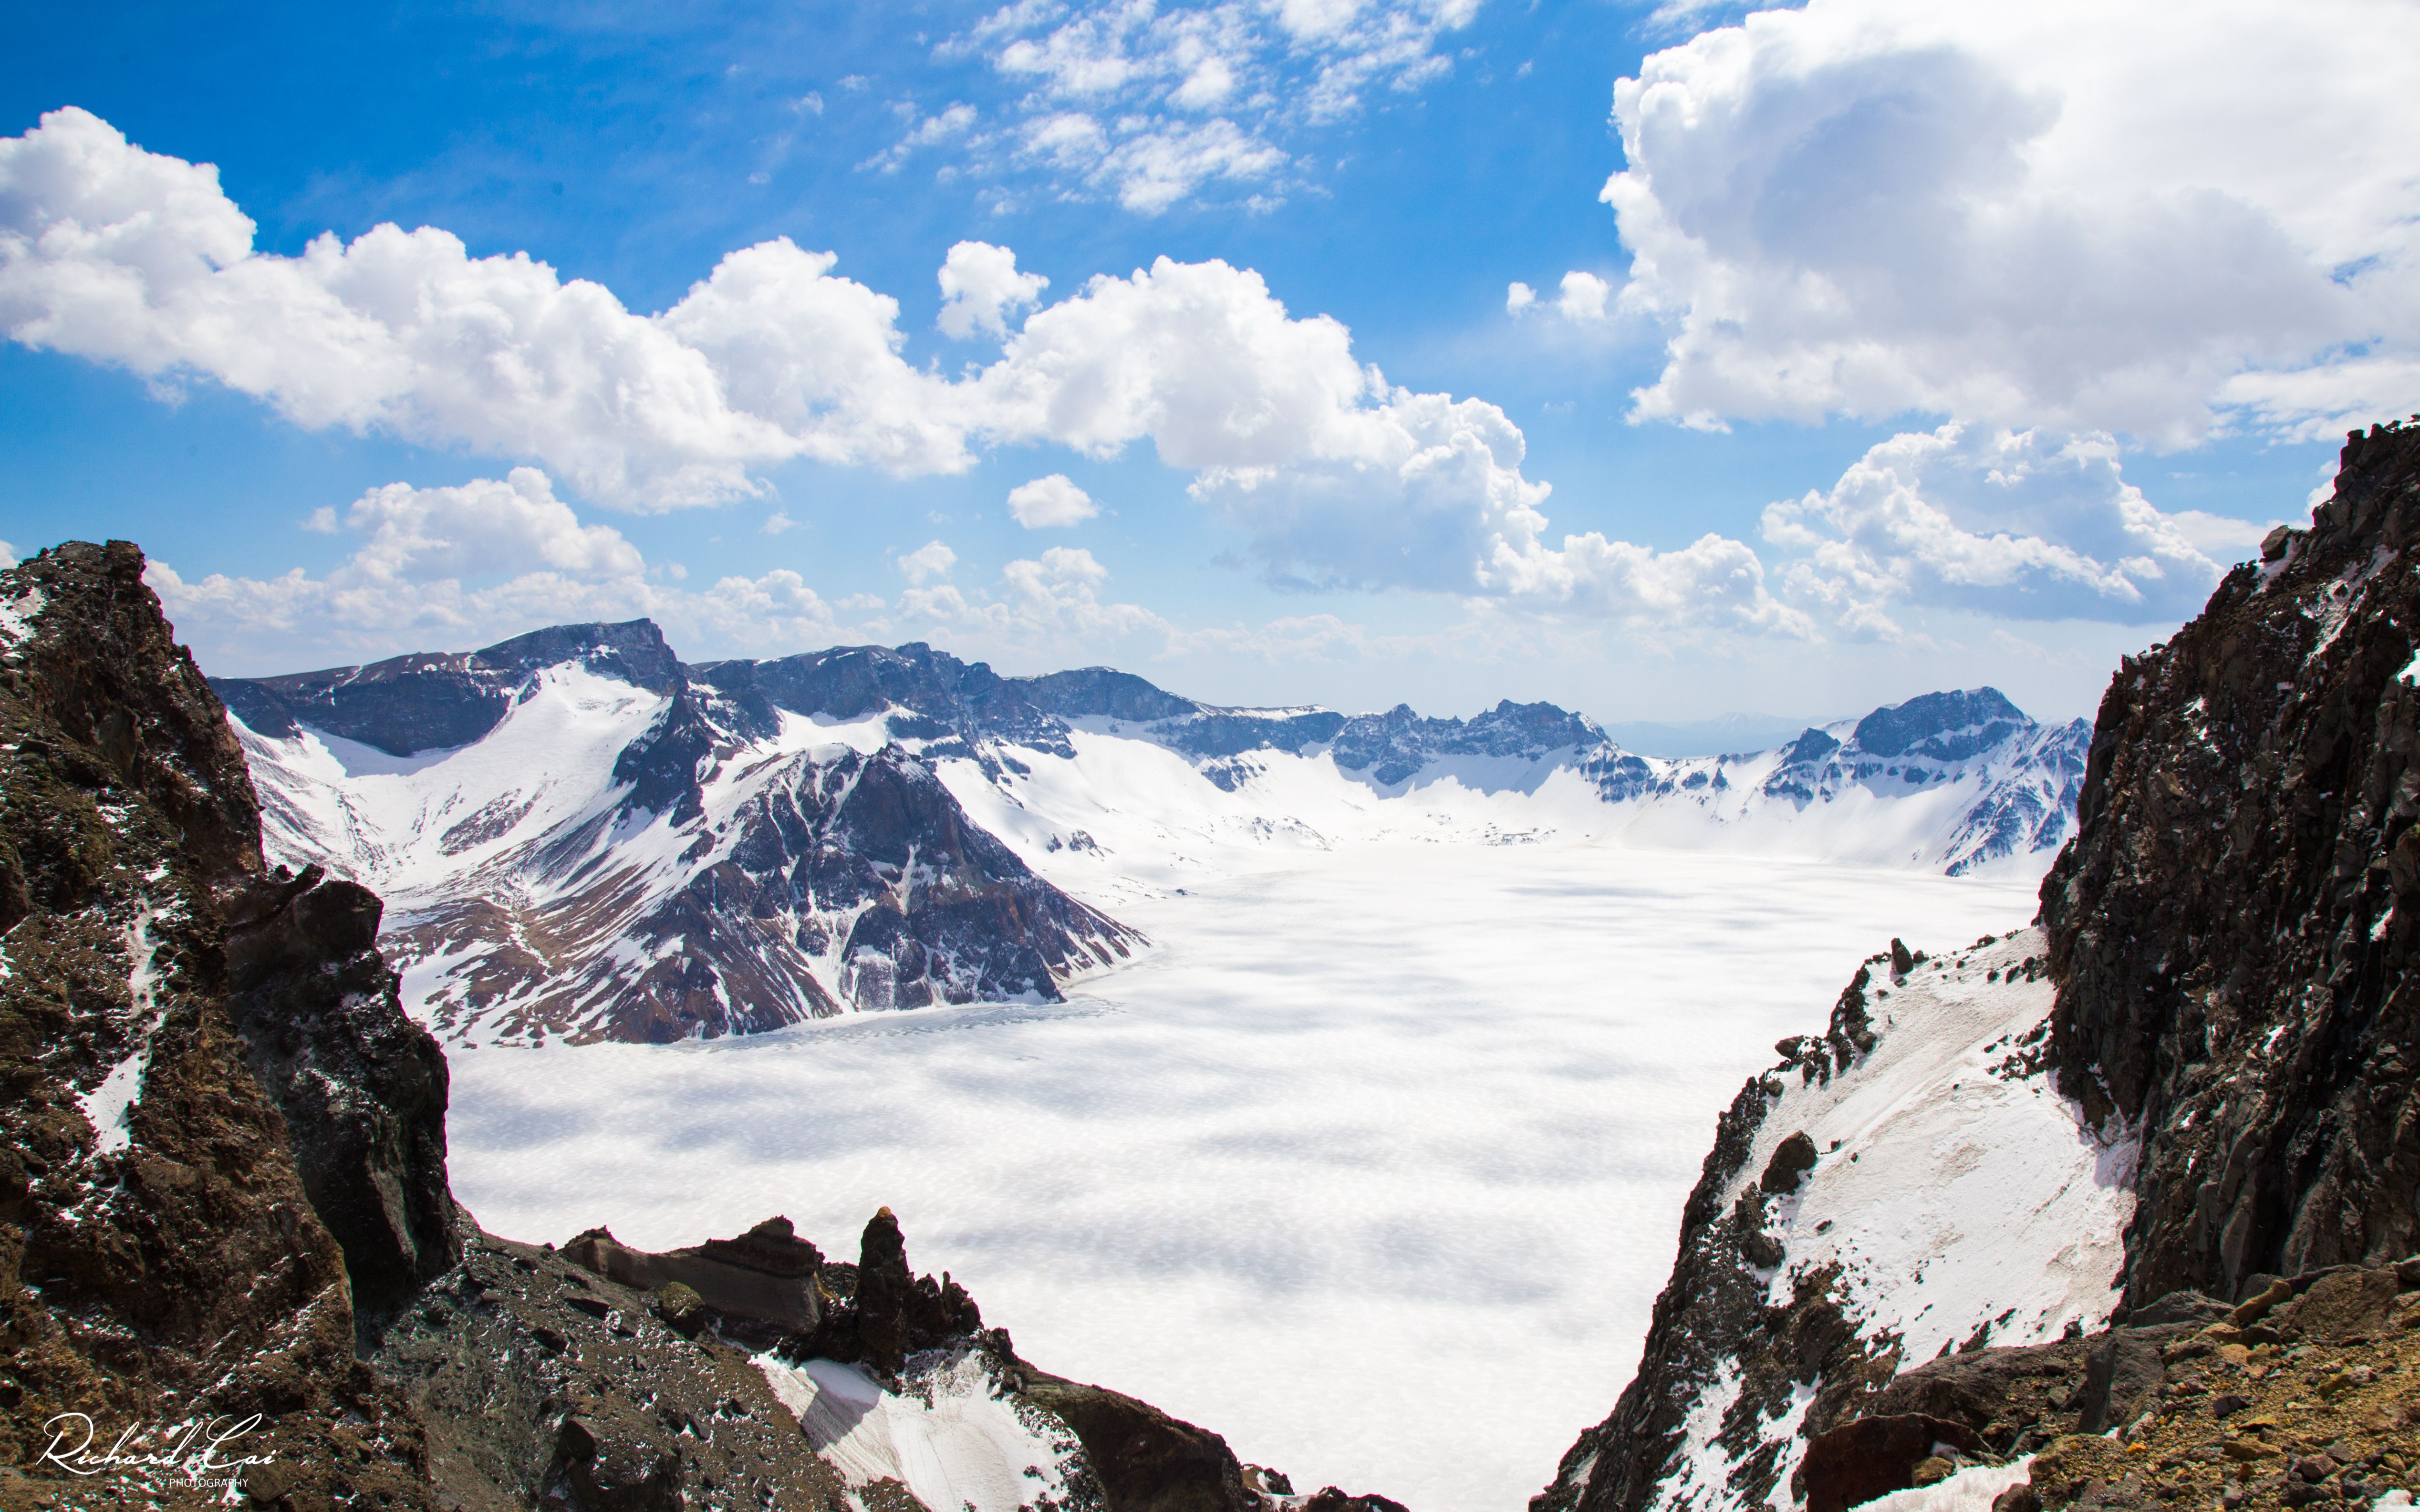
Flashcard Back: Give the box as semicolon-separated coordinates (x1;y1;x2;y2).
0;541;434;1507
2044;419;2420;1304
0;540;1348;1512
1535;424;2420;1512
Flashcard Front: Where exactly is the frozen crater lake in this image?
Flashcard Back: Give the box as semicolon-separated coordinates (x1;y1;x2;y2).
443;839;2038;1511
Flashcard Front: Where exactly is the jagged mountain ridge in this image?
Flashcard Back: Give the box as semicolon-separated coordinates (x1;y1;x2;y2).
222;626;1144;1045
1537;423;2420;1512
0;539;1363;1512
218;633;2087;1044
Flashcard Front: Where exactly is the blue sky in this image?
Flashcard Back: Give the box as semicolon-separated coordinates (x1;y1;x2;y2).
5;0;2415;723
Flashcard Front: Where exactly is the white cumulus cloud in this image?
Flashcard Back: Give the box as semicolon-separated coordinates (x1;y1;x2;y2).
1506;270;1611;322
896;539;959;584
144;471;851;669
1007;474;1100;528
4;108;1797;641
1604;0;2420;444
1760;425;2260;641
937;240;1049;340
901;545;1168;647
0;108;963;509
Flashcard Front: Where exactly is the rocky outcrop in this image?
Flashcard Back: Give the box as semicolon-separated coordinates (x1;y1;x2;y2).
224;863;457;1325
0;541;433;1504
558;1216;825;1335
371;1215;857;1512
1539;425;2420;1512
2043;419;2420;1302
534;1207;1270;1512
225;629;1145;1045
1536;928;2136;1512
1;541;1364;1512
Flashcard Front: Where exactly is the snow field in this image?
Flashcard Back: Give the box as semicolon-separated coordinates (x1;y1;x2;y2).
753;1349;1079;1512
75;902;168;1156
235;664;671;895
1855;1459;2036;1512
1736;930;2134;1359
443;839;2039;1512
1655;930;2134;1512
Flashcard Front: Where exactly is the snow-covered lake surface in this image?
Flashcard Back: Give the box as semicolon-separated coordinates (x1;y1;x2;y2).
444;837;2038;1511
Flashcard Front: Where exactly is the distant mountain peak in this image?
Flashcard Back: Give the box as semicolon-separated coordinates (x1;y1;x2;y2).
216;631;2092;1044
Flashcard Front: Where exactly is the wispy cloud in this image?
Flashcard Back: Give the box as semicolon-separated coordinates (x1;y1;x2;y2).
893;0;1483;213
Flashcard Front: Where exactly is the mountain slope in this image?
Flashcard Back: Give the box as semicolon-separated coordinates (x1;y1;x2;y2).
1535;421;2420;1512
2043;418;2420;1295
222;628;1141;1045
220;631;2085;1046
4;540;1380;1512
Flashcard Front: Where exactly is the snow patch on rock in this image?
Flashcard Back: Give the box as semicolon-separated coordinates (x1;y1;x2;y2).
756;1348;1083;1512
75;903;168;1156
1737;930;2135;1361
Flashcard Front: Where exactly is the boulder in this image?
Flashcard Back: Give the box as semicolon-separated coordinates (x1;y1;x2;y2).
1762;1132;1820;1195
1802;1413;1985;1512
2126;1291;2230;1327
560;1217;823;1334
2076;1327;2182;1433
2273;1267;2399;1341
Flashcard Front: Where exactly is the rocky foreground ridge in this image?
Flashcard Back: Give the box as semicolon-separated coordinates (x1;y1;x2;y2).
1540;423;2420;1512
0;543;1391;1512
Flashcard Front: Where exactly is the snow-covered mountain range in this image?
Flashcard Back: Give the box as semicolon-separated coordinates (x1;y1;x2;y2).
214;627;2088;1045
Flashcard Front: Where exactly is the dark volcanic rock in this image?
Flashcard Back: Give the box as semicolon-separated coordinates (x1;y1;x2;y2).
1760;1131;1819;1194
1852;1338;2089;1447
0;541;431;1502
374;1217;852;1512
1015;1369;1259;1512
224;863;457;1325
2043;419;2420;1301
1800;1414;1984;1512
2072;1325;2185;1433
854;1206;911;1374
559;1217;823;1334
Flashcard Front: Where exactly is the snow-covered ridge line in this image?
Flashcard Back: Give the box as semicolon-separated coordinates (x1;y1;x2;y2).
1541;928;2137;1512
226;647;1142;1047
217;622;2088;1044
218;625;2089;880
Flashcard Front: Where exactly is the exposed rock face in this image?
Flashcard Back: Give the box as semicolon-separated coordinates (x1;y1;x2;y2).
1539;426;2420;1512
535;1209;1269;1512
224;863;457;1323
2043;419;2420;1301
0;541;433;1502
374;1215;858;1512
223;631;1143;1045
558;1216;824;1335
2;541;1368;1512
